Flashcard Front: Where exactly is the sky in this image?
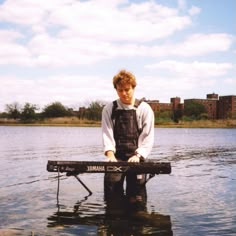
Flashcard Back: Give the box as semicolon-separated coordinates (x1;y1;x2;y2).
0;0;235;112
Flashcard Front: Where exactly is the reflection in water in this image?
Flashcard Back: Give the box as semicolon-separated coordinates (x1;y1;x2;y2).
48;179;172;235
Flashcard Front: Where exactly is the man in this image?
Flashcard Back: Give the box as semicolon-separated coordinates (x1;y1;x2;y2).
102;69;154;197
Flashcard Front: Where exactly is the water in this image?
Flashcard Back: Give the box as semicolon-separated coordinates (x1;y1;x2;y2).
0;126;236;235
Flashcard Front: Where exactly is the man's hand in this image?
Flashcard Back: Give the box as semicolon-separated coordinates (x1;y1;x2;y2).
105;150;117;162
107;156;117;162
128;155;140;162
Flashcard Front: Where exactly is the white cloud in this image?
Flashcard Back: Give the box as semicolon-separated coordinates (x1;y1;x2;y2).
224;77;236;85
0;0;191;42
135;73;217;103
0;30;32;65
48;0;192;42
145;60;233;78
177;0;201;16
177;0;186;10
188;6;201;16
0;29;23;42
172;34;233;56
0;29;233;67
0;0;194;67
0;74;114;110
0;1;232;68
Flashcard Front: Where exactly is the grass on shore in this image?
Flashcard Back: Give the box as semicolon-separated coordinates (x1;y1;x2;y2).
0;117;100;127
0;116;236;128
155;119;236;128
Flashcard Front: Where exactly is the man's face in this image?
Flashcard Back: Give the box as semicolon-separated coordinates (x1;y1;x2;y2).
116;83;134;105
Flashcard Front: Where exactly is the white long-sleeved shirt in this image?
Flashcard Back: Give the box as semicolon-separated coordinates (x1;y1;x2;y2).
102;99;154;159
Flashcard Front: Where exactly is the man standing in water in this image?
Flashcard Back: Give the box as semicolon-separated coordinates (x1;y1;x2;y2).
102;69;154;198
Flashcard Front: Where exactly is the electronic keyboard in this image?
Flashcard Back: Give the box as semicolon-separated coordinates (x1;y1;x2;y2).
47;160;171;175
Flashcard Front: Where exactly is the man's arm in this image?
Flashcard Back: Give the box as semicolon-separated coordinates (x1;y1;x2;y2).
135;102;155;159
102;103;117;162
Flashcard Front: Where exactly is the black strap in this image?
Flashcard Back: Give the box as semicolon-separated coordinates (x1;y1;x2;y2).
134;98;145;108
111;98;145;119
111;100;118;120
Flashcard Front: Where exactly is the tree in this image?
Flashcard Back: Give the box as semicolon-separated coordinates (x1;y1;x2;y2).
172;109;183;123
85;101;105;121
5;102;21;119
42;102;70;118
21;103;38;122
0;112;8;119
184;101;207;120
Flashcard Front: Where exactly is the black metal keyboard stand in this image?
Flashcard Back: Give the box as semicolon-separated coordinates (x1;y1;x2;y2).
56;170;93;206
74;175;92;195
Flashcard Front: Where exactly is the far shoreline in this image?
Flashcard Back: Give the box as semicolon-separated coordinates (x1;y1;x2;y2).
1;117;236;128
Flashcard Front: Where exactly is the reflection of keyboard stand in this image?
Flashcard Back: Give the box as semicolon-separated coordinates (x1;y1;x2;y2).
47;160;171;196
48;195;173;235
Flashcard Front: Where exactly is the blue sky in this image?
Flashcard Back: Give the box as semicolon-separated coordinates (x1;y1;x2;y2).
0;0;235;111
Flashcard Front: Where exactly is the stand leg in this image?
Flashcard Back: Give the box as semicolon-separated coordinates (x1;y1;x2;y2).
57;170;60;206
74;175;92;196
145;174;156;184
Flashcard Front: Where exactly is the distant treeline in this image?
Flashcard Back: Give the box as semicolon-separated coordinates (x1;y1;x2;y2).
0;100;227;124
0;101;105;123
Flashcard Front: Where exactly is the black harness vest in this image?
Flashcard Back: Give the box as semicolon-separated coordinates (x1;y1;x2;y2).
111;99;143;161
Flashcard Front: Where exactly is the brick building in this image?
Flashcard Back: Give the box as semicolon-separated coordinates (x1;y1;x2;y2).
146;100;173;112
147;93;236;120
218;95;236;119
184;93;218;119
